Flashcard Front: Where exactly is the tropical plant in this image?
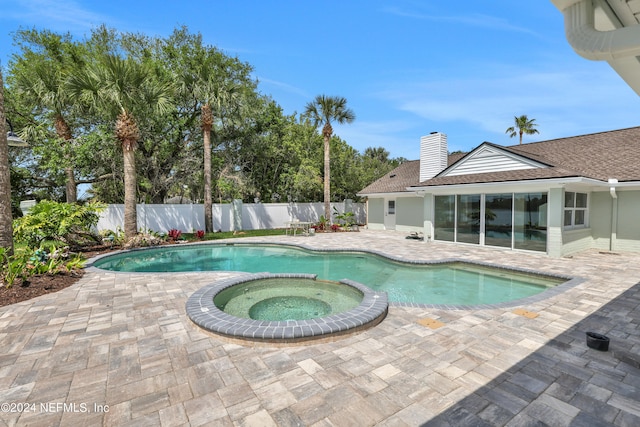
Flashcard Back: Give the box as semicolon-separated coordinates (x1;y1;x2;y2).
314;215;329;232
304;95;355;221
333;206;356;228
69;54;173;239
167;229;182;241
505;115;540;145
0;246;82;288
12;200;105;248
0;248;30;287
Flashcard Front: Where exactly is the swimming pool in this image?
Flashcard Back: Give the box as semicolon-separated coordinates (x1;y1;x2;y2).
91;243;567;306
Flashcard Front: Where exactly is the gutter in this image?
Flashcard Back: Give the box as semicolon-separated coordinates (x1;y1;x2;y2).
408;176;607;192
556;0;640;61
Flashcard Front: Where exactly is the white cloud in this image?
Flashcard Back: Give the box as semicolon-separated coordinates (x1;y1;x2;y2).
333;119;420;159
256;76;310;99
382;6;539;37
375;58;640;149
10;0;115;30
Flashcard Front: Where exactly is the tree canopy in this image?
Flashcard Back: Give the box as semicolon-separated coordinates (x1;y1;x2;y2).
3;26;403;217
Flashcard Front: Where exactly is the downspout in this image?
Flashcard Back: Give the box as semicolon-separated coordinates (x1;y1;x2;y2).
558;0;640;61
608;178;618;251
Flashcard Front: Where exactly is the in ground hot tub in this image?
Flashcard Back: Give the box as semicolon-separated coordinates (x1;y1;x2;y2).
186;273;388;344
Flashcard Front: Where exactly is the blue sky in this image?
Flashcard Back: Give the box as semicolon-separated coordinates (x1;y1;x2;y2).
2;0;640;159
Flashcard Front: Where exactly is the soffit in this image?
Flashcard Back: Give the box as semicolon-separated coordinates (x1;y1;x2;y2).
552;0;640;95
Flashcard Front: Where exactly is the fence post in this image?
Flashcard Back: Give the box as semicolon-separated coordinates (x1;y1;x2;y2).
232;199;243;231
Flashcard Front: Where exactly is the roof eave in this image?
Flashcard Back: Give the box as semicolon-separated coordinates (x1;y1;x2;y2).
409;176;609;193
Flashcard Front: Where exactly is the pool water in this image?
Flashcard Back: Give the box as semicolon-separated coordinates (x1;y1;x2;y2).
214;278;363;321
93;244;565;305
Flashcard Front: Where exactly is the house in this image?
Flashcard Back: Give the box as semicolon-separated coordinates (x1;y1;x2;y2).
358;127;640;257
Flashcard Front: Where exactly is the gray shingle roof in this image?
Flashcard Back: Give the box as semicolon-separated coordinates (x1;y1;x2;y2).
359;160;421;194
359;126;640;194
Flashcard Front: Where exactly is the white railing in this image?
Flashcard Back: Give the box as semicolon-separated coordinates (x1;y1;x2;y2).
96;201;366;233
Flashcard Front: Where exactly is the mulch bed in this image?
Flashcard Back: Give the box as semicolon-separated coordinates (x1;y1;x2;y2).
0;244;120;308
0;271;85;307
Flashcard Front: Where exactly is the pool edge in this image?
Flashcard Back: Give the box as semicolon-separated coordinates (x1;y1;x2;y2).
186;273;389;345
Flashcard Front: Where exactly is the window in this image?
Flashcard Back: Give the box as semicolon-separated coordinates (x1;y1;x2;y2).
564;192;588;228
388;200;395;215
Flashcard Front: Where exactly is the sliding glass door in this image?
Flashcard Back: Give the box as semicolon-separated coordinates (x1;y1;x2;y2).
514;193;547;251
456;195;480;244
434;195;455;241
485;194;513;248
433;192;547;252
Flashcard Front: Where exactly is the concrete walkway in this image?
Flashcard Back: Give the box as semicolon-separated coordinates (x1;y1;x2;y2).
0;230;639;426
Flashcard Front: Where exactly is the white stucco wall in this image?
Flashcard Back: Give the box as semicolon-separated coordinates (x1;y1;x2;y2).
615;190;640;252
395;196;424;232
589;191;613;251
366;198;385;230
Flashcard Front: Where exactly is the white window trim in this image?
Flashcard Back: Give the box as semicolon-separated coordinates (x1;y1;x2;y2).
563;191;589;229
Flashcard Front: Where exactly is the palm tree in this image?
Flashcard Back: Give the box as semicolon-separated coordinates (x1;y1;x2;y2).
0;69;14;255
70;55;173;239
16;62;80;202
304;95;355;220
11;30;86;203
188;74;239;233
505;115;539;145
364;146;390;162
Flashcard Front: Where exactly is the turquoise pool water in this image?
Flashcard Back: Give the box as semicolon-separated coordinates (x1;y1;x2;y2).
214;278;364;321
92;244;564;305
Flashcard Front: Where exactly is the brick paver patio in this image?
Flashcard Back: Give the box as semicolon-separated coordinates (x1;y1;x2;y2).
1;230;638;426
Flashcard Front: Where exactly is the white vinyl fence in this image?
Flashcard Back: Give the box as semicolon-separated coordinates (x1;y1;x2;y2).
96;201;366;234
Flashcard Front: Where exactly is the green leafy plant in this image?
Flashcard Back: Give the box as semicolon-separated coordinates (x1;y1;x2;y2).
315;215;329;232
13;200;106;249
0;247;62;287
65;255;86;271
333;206;356;229
1;248;30;287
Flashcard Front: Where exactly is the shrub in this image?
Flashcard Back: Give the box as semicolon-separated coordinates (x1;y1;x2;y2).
167;229;182;240
0;246;83;288
196;230;205;239
13;200;105;249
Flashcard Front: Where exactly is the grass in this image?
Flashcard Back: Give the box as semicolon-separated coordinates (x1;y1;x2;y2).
180;228;287;242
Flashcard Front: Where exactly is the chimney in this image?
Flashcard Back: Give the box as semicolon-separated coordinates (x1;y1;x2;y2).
420;132;448;182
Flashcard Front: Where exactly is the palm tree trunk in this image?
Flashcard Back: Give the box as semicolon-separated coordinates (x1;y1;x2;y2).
323;134;331;221
55;116;77;203
123;147;138;239
65;167;77;203
203;127;213;233
0;70;14;255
